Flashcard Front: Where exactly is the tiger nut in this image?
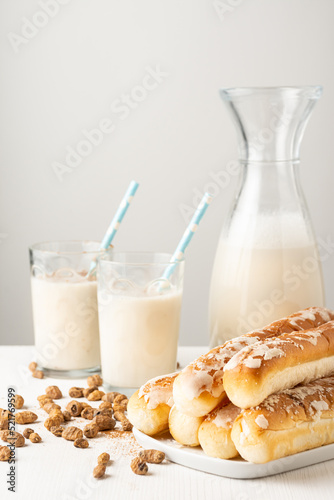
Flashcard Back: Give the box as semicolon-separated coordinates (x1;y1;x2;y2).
87;374;103;387
93;415;116;431
83;386;98;398
102;392;120;403
0;431;25;447
0;418;8;431
69;387;84;398
45;386;62;399
23;428;34;439
15;411;38;425
81;407;95;420
62;411;72;422
93;464;106;478
74;438;89;448
66;401;83;417
113;394;127;404
87;390;105;402
44;415;63;431
37;395;53;407
0;446;11;461
29;433;42;443
97;452;110;465
62;427;83;441
131;457;148;475
138;449;165;464
99;401;112;410
43;402;61;414
83;422;99;439
50;426;64;437
28;361;37;372
14;395;24;409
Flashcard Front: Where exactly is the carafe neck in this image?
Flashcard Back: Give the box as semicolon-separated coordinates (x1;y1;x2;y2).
221;86;322;162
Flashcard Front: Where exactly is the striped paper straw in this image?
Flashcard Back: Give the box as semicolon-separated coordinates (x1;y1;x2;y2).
162;192;213;281
89;180;139;274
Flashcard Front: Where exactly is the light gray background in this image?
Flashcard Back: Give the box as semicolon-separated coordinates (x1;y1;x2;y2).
1;0;333;346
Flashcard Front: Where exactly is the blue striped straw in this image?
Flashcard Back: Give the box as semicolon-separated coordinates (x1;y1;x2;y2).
89;180;139;274
162;192;213;281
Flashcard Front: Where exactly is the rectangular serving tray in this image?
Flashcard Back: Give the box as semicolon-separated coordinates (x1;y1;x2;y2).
133;428;334;479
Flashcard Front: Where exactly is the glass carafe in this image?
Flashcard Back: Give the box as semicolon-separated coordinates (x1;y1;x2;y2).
209;86;325;347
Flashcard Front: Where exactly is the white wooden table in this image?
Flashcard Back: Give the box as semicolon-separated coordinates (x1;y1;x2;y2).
0;346;333;500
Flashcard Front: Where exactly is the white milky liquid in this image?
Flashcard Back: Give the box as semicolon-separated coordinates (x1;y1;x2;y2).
98;289;183;388
31;275;100;371
209;213;325;347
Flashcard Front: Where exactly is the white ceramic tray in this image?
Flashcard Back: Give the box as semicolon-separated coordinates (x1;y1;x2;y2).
133;428;334;479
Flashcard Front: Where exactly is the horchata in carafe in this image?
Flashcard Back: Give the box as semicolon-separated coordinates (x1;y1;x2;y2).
209;86;325;347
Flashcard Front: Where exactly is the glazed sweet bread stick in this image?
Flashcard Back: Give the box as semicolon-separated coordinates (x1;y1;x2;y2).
127;372;177;436
198;400;241;459
231;376;334;463
168;405;205;447
223;320;334;409
173;307;334;417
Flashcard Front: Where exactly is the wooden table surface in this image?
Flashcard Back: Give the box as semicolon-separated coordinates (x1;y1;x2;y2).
0;346;333;500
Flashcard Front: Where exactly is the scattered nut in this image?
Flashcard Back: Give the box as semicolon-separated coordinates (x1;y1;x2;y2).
113;394;127;404
28;361;37;372
69;387;84;398
74;438;89;449
23;428;34;439
32;370;44;379
44;415;63;431
113;411;126;422
49;409;65;423
97;452;110;465
83;423;99;439
83;386;98;398
37;395;53;407
62;427;83;441
131;457;148;475
93;415;116;431
87;390;105;402
113;402;128;413
121;418;133;432
45;386;62;399
15;395;24;409
93;464;106;479
80;402;91;410
0;431;25;447
66;401;83;417
43;402;61;414
99;401;112;410
81;407;95;420
93;408;112;418
0;418;8;431
0;409;13;419
62;411;72;422
0;446;11;461
15;411;38;425
102;392;120;403
120;399;128;410
50;426;64;437
87;374;103;387
138;449;165;464
29;433;42;443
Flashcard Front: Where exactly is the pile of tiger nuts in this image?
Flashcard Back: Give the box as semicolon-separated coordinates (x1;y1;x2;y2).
0;371;165;478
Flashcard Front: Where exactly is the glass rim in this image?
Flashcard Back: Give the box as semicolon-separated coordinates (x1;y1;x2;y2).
220;85;323;100
29;240;104;256
97;251;185;266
